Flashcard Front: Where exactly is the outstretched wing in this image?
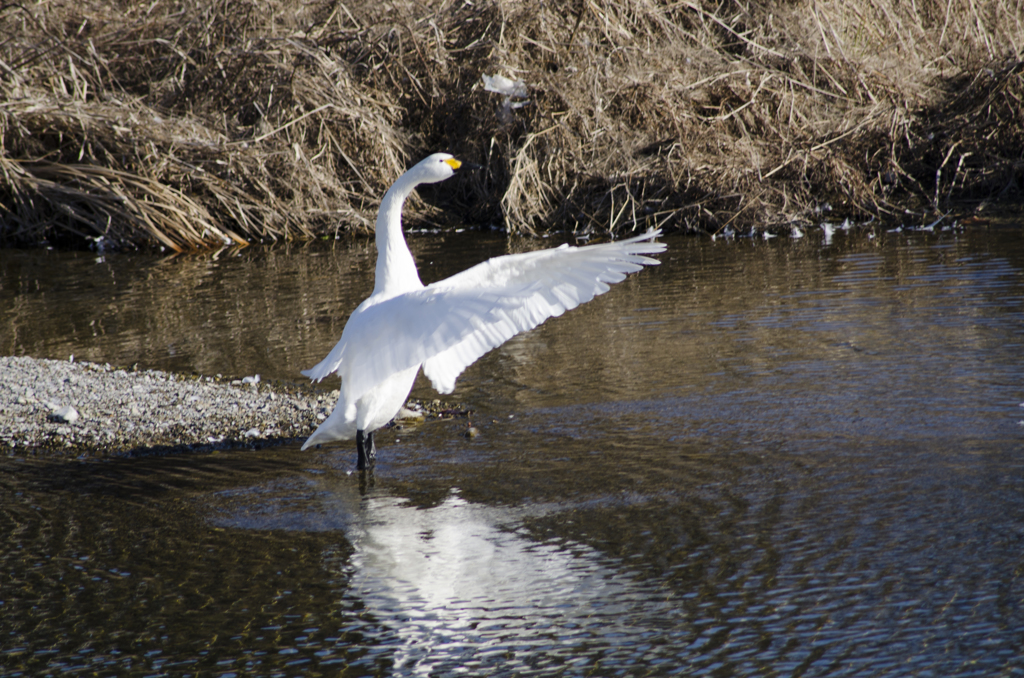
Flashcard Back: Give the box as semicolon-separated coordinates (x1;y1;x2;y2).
421;229;665;392
304;229;665;407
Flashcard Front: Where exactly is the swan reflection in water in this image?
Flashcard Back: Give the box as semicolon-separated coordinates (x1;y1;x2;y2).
207;473;680;672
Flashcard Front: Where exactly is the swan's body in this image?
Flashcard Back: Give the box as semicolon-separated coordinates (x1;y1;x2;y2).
302;153;665;469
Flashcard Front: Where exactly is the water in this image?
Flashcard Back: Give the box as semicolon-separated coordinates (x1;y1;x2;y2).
2;225;1023;676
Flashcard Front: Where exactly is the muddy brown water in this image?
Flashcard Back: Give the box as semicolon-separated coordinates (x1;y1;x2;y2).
2;226;1023;676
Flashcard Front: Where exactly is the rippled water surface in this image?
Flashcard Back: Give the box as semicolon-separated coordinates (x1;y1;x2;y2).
2;225;1024;676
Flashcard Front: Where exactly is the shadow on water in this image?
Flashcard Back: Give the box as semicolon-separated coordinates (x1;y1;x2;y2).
1;447;693;676
3;225;1024;675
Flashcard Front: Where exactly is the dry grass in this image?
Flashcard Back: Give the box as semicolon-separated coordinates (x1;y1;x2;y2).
1;0;1022;249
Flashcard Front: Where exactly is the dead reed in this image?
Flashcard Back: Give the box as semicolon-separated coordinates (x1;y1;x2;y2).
1;0;1021;249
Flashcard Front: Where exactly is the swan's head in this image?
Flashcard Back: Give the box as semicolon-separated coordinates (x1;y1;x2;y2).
408;153;464;185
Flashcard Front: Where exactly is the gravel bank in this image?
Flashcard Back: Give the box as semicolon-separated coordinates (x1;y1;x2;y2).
0;355;331;458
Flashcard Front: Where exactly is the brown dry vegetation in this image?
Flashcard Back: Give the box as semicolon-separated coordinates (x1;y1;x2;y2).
1;0;1022;250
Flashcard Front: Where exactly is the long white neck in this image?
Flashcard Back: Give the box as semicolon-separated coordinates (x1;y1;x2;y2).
373;171;424;297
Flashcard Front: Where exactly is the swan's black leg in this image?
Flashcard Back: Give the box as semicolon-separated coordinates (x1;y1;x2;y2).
356;429;376;471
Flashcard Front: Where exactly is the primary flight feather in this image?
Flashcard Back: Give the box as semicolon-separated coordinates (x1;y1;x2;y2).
302;153;665;469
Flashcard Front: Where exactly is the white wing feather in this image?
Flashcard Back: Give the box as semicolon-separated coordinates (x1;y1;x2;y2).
304;229;664;407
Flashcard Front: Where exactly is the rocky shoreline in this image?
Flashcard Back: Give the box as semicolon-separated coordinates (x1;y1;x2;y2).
0;355;330;458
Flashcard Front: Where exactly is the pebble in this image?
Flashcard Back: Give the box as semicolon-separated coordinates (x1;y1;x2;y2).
52;405;80;424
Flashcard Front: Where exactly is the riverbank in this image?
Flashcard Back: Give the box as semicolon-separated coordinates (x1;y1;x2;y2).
0;355;328;458
0;356;467;459
1;0;1021;250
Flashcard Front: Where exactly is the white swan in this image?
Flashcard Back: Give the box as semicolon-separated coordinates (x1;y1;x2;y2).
301;153;665;469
